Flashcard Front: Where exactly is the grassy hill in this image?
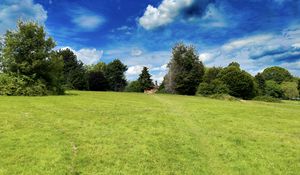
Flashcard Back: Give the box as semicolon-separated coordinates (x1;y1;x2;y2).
0;91;299;174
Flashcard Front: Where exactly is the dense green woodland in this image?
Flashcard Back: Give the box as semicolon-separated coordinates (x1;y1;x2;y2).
0;21;299;100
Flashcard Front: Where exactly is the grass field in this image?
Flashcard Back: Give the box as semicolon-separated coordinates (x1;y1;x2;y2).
0;91;299;174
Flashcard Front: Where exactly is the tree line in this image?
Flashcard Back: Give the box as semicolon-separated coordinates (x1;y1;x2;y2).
0;21;299;100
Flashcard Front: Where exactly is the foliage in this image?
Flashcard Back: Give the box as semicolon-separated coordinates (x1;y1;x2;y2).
265;80;283;98
105;59;128;91
138;67;154;91
202;67;222;83
197;79;229;96
164;43;205;95
281;81;299;99
0;21;64;95
125;81;142;92
88;71;109;91
218;65;255;99
254;73;266;95
262;66;293;84
253;96;281;103
298;79;300;94
228;62;240;68
0;73;47;96
57;48;88;90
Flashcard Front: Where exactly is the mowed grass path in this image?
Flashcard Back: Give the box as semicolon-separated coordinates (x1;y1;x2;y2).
0;91;299;174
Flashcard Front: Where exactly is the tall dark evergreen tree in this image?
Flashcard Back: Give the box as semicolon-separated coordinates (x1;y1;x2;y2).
105;59;127;91
57;48;88;90
138;67;154;91
164;43;205;95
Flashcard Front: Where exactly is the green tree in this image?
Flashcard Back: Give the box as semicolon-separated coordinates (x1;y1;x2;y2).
164;43;205;95
262;66;293;84
203;67;222;83
298;79;300;94
218;65;255;99
125;81;142;92
197;79;229;96
254;73;266;95
105;59;127;91
57;48;88;90
281;81;299;99
265;80;283;98
228;62;240;68
138;67;154;91
1;21;64;95
88;70;109;91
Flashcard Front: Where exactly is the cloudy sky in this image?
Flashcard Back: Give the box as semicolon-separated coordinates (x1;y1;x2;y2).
1;0;300;82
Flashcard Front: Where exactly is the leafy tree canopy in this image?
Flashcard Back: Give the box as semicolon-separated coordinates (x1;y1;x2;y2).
262;66;293;84
218;65;255;99
164;43;205;95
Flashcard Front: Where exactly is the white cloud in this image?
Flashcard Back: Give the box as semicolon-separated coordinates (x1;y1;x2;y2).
0;0;47;34
199;25;300;76
70;7;104;31
199;53;214;62
61;47;103;65
139;0;194;30
222;35;273;51
126;65;144;76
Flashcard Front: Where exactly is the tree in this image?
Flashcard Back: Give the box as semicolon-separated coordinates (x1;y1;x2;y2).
228;62;240;68
105;59;127;91
125;81;142;92
262;66;293;84
164;43;205;95
88;70;109;91
203;67;222;83
138;67;154;91
1;21;64;95
281;81;299;99
254;73;266;95
218;65;255;99
265;80;283;98
57;48;88;90
197;79;229;96
298;79;300;94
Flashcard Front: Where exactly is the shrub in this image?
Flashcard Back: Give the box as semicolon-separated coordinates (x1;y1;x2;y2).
197;79;229;96
265;80;283;98
125;81;142;92
253;96;281;103
281;81;299;99
0;74;48;96
218;66;255;99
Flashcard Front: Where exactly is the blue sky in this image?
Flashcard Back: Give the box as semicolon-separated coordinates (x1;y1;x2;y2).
1;0;300;82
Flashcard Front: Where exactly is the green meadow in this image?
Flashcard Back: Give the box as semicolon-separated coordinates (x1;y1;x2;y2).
0;91;299;174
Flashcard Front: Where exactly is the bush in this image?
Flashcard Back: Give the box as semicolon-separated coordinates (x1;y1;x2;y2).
0;74;48;96
253;96;281;103
218;65;255;99
197;79;229;96
125;81;142;92
265;80;283;98
281;81;299;99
